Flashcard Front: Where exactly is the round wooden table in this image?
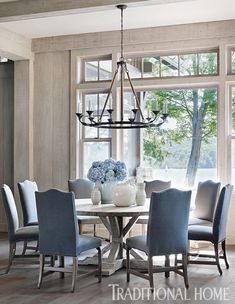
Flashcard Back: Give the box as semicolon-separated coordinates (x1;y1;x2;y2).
75;199;150;275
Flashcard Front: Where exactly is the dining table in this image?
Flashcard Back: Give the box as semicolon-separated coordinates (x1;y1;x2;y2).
75;199;150;276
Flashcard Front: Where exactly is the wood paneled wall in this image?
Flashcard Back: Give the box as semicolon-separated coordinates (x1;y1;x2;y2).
0;62;14;231
33;51;70;191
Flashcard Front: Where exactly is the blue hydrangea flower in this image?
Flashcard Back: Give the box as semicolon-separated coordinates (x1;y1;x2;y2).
87;158;127;183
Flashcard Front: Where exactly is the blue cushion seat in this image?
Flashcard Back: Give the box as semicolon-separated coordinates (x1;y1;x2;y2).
14;226;39;242
77;235;101;254
188;225;213;242
126;235;148;254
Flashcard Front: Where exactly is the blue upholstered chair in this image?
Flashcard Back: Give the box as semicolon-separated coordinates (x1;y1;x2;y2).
189;180;221;226
188;184;233;275
1;184;39;274
68;178;102;236
35;189;102;292
144;180;172;198
136;180;171;234
126;188;191;291
18;180;39;254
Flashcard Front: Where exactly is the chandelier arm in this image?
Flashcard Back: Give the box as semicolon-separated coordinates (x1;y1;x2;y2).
99;67;119;122
125;65;144;120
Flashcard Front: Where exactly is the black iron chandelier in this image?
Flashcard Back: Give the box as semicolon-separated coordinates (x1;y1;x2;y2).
76;4;168;129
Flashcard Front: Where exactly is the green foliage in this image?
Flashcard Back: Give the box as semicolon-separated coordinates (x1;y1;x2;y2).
143;87;217;169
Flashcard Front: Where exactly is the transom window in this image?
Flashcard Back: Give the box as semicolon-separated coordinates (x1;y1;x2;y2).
84;57;112;81
126;50;218;79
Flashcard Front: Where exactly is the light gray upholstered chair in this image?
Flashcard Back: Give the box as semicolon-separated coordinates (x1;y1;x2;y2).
126;188;191;291
18;180;39;254
68;178;102;236
136;180;171;234
189;180;221;226
36;189;102;292
1;184;39;274
188;184;233;275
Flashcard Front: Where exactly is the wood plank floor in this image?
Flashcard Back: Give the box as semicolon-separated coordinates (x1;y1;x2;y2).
1;233;235;304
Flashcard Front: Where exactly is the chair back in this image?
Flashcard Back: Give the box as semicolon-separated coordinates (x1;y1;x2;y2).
144;180;171;198
193;180;221;221
147;188;191;256
18;180;38;226
68;178;94;199
36;189;79;257
1;184;19;241
213;184;233;243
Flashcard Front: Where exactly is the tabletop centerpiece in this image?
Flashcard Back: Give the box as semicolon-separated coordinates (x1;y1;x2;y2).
87;158;127;204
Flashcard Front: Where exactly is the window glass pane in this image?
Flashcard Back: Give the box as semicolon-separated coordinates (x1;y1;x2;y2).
142;88;217;187
83;142;111;176
232;51;235;73
126;58;142;78
161;56;179;77
143;57;160;78
99;60;112;80
179;54;197;76
85;61;98;81
84;94;98;138
198;52;217;75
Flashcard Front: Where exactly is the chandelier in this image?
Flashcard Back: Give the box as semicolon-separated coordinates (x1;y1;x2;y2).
76;4;168;129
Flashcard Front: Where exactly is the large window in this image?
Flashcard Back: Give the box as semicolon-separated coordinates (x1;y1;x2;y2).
79;92;112;176
123;88;217;187
142;88;217;187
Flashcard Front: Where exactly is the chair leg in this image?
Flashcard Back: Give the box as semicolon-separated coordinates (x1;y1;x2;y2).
148;256;154;292
5;242;16;274
37;254;45;289
141;224;146;235
79;224;83;235
59;256;65;278
214;243;222;275
71;257;78;293
165;255;170;278
22;241;27;255
174;254;178;266
222;240;229;269
93;224;96;237
50;255;55;267
97;247;102;282
182;254;189;289
36;240;39;252
126;247;130;282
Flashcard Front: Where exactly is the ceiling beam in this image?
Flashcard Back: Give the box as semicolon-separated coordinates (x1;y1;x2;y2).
0;27;32;60
0;0;192;22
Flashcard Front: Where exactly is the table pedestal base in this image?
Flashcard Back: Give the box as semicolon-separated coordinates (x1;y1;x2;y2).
78;256;123;276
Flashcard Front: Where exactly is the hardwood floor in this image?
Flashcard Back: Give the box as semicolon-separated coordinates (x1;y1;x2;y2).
1;232;235;304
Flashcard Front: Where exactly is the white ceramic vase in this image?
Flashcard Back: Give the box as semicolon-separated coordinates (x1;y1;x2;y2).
112;182;136;207
91;187;101;205
99;181;117;204
136;182;146;206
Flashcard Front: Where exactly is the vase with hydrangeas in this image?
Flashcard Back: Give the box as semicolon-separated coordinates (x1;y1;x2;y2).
87;158;127;204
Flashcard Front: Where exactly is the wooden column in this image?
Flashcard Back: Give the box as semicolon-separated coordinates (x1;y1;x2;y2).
14;59;34;224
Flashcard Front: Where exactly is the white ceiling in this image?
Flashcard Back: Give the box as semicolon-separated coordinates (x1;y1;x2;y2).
0;0;235;39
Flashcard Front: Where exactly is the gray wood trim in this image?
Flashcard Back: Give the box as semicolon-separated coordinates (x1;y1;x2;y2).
32;20;235;54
